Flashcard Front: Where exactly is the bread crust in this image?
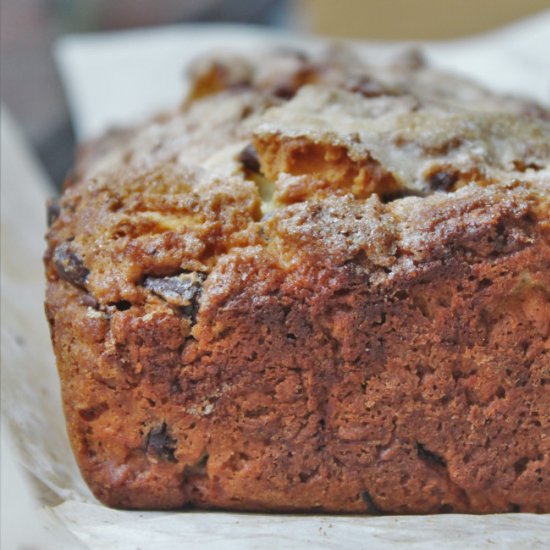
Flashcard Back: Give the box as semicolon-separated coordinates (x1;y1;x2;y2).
45;47;550;513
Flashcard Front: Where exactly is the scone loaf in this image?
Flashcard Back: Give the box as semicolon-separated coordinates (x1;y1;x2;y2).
45;46;550;513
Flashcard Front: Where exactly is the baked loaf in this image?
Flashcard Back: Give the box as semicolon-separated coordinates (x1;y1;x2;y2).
45;46;550;513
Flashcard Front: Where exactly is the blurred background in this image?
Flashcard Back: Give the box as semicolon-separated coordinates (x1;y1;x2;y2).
1;0;549;186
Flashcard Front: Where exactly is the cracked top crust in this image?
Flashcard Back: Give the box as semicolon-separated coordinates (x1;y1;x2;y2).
255;86;550;197
46;46;550;307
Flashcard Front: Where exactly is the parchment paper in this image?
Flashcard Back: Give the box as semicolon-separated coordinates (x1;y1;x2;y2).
2;15;550;549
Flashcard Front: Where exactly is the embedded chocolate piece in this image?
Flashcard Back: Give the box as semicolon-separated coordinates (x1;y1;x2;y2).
146;423;177;462
53;241;89;287
416;442;447;467
428;170;459;191
144;272;206;319
269;82;297;100
346;75;395;98
79;403;108;422
362;491;383;515
238;144;261;173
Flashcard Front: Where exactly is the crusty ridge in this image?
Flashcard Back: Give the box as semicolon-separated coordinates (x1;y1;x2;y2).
48;48;550;301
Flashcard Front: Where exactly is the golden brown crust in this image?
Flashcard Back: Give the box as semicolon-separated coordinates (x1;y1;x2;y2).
255;86;550;203
45;46;550;513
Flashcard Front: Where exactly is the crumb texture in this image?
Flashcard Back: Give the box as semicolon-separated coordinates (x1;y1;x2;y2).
45;46;550;513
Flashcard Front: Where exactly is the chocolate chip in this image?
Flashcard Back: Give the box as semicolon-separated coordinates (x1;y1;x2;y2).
346;76;392;98
509;503;521;513
238;144;261;173
428;170;458;191
53;241;89;287
79;402;108;421
439;504;454;513
146;422;177;462
269;82;296;100
416;442;447;467
144;272;206;320
46;198;61;227
513;457;529;476
361;490;383;515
